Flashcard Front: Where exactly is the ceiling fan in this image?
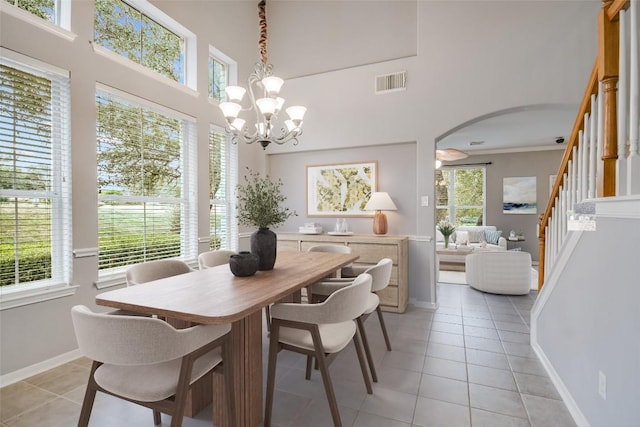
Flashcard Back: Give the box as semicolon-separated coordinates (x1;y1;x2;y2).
436;148;469;161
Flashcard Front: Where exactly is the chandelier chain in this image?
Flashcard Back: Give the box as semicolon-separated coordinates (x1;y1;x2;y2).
258;0;268;65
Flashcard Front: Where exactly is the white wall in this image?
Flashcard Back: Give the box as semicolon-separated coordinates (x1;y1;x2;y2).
533;202;640;426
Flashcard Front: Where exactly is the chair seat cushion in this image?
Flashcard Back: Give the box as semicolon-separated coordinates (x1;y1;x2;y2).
363;293;379;315
278;320;356;354
94;348;222;402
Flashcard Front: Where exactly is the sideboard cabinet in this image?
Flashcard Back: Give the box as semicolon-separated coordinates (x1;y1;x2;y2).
276;233;409;313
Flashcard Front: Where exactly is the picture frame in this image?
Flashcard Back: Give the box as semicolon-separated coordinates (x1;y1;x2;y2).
306;161;377;217
503;176;537;214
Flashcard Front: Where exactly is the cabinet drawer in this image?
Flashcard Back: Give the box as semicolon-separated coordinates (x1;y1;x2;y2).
348;243;398;264
277;240;300;252
376;285;398;307
301;241;346;252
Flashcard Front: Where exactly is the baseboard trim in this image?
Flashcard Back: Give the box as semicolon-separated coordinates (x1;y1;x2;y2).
409;298;438;310
531;341;590;427
0;348;82;388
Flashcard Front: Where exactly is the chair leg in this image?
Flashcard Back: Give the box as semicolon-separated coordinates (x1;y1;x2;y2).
376;305;392;351
356;316;378;382
78;362;100;427
310;328;342;427
265;305;271;332
222;341;237;427
305;355;313;380
264;321;281;427
352;328;373;394
153;410;161;425
170;357;194;427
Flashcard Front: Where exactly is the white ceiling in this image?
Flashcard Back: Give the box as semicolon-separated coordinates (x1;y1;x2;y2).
436;104;577;155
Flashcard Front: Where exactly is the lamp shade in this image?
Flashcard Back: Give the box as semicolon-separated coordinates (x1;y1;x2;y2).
365;192;397;211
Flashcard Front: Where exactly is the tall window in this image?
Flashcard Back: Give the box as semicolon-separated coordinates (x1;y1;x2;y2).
94;0;190;85
0;51;71;289
96;87;197;272
3;0;58;25
209;126;237;250
209;56;227;103
436;167;485;226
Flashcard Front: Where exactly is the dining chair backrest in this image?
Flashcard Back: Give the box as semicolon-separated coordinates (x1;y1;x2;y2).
366;258;393;292
125;259;192;286
307;244;352;254
198;250;236;269
318;273;372;323
71;305;231;366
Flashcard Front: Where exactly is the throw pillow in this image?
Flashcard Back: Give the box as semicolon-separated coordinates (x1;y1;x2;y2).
484;229;502;245
456;231;469;245
467;229;484;243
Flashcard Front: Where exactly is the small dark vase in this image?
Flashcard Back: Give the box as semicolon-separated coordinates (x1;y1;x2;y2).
251;228;277;270
229;251;259;277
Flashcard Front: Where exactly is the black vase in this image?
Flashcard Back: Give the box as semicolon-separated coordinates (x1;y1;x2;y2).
250;228;277;270
229;251;259;277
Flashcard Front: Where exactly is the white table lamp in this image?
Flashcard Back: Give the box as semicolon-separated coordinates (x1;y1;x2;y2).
364;192;397;235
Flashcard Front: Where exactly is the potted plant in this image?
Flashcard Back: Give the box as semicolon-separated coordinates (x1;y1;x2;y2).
236;168;296;270
437;220;456;249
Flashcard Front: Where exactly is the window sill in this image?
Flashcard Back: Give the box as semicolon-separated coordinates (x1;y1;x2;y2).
95;269;127;290
0;282;79;311
92;45;199;98
0;3;76;42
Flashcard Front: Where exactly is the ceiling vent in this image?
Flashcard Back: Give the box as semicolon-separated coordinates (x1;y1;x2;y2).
375;71;406;94
469;141;485;146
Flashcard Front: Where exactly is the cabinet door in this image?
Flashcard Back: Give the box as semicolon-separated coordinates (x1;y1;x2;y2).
277;240;300;252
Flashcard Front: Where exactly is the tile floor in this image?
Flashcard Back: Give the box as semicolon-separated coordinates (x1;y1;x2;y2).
0;282;576;426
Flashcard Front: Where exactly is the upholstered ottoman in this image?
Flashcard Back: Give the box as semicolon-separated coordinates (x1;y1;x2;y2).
465;251;531;295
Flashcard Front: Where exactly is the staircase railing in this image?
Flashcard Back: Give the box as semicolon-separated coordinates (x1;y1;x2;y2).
538;0;639;290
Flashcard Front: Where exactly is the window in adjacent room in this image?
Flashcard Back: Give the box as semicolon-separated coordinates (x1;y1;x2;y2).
0;49;72;296
96;86;197;274
436;166;486;226
208;126;237;250
94;0;195;88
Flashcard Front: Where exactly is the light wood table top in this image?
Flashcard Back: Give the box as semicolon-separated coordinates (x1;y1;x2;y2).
96;251;359;324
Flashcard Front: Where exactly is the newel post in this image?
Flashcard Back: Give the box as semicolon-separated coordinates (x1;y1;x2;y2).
598;1;620;196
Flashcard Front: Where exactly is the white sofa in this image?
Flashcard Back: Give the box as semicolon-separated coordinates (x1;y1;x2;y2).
435;225;507;251
465;251;532;295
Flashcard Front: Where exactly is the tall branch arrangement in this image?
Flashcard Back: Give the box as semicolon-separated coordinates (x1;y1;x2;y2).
236;168;296;229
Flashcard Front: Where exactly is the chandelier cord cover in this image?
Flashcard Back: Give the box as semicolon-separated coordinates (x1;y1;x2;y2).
218;0;306;149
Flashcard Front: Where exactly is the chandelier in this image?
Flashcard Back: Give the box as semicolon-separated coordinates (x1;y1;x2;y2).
218;0;306;149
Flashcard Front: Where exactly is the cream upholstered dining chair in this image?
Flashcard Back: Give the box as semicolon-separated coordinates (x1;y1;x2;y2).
71;305;236;427
198;249;236;269
125;259;192;286
264;244;354;331
264;273;373;427
310;258;393;383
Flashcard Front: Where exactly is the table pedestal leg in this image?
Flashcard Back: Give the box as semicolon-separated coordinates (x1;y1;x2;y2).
213;310;263;427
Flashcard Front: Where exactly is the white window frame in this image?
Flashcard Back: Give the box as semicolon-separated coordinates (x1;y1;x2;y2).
92;0;197;93
0;0;75;41
208;45;238;104
437;166;487;226
208;125;238;251
94;84;198;288
0;48;76;310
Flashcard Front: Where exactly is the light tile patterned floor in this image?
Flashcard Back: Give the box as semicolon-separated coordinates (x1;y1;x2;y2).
0;283;576;426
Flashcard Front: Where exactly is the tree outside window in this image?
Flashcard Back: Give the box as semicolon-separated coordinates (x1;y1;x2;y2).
94;0;185;83
4;0;58;24
436;167;485;226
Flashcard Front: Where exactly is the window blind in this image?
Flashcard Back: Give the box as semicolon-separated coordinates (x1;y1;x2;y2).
96;87;197;271
0;50;71;288
209;125;237;251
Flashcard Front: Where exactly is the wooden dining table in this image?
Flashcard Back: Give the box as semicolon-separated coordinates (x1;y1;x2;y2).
95;250;359;427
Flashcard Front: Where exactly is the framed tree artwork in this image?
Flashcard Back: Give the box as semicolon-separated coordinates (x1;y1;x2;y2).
306;161;377;217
